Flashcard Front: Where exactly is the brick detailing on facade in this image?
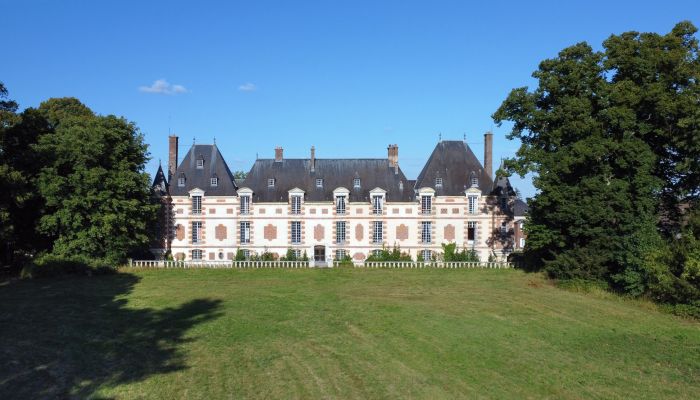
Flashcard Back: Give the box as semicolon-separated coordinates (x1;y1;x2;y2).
355;223;364;241
215;224;227;241
176;224;185;241
314;224;324;241
444;224;455;241
396;224;408;241
264;224;277;241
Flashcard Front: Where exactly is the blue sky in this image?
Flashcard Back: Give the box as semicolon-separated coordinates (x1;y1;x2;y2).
4;1;698;198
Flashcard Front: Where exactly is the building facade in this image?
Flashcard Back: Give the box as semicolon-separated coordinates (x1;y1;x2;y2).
152;133;527;263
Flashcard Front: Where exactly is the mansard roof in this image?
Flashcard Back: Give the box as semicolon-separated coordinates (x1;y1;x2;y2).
151;164;169;196
514;198;529;217
414;140;494;195
242;158;413;202
169;144;238;196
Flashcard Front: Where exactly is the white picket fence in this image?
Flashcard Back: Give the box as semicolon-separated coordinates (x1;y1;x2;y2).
361;261;513;269
128;260;310;269
130;259;513;269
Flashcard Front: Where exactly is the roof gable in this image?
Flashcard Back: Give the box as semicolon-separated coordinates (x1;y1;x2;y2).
414;141;494;195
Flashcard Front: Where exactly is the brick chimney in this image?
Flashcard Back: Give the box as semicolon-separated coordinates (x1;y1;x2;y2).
387;144;398;167
168;135;178;182
274;146;283;162
310;146;315;172
484;132;493;180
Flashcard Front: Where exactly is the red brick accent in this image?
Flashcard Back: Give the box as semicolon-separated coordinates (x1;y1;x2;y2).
276;208;283;214
452;208;460;214
353;252;365;261
209;252;215;260
405;208;412;214
215;224;227;240
440;208;448;214
176;224;185;241
259;208;266;214
355;224;364;241
314;224;325;241
392;208;399;214
322;209;328;214
210;208;216;214
227;252;234;260
264;224;277;240
227;208;233;214
396;224;408;241
310;208;316;214
444;224;455;241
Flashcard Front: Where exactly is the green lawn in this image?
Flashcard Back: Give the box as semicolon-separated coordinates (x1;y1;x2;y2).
1;268;698;399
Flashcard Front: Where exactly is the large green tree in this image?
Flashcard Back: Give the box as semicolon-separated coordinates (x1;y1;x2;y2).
493;22;700;295
35;98;158;264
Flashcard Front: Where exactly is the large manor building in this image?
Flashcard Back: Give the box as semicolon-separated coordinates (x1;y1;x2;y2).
151;133;527;263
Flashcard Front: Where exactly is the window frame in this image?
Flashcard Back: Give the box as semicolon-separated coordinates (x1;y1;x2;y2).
240;195;250;215
353;178;361;189
372;221;383;244
291;221;302;244
421;221;432;243
240;221;251;244
191;195;202;215
316;178;323;188
210;177;218;187
291;195;302;215
268;178;275;188
196;158;204;169
467;221;477;243
421;195;432;214
468;195;478;214
192;249;203;260
192;221;202;244
336;221;346;244
372;195;383;215
335;195;346;215
435;177;443;188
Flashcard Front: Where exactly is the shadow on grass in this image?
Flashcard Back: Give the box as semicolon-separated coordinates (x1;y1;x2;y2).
0;272;222;399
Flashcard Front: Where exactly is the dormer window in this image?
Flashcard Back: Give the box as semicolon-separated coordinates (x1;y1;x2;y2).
316;178;323;188
421;195;432;214
178;174;186;187
471;175;478;187
372;195;383;215
336;195;346;215
291;195;302;215
435;178;443;188
210;175;218;187
353;178;361;189
268;178;275;188
196;156;204;169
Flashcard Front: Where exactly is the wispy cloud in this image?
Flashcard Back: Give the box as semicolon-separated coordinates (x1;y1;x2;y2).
139;79;188;95
238;82;257;92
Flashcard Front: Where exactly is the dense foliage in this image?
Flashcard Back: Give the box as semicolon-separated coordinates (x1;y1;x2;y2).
0;85;158;272
365;245;413;262
441;243;480;262
493;22;700;315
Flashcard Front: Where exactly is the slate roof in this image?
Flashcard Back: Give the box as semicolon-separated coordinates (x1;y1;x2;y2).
242;158;413;202
514;199;529;216
151;164;169;197
169;144;238;196
414;141;494;195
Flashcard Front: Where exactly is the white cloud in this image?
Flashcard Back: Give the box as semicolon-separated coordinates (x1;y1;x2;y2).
139;79;188;95
238;82;257;92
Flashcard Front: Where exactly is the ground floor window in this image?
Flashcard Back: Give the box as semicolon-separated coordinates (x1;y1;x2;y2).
519;238;525;248
192;249;203;260
335;249;347;260
218;251;224;260
291;221;302;244
421;250;431;262
467;221;476;243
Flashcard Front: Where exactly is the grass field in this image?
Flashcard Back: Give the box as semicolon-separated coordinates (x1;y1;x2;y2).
1;268;698;399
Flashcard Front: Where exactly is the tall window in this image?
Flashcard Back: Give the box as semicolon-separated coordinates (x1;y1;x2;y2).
336;195;346;214
372;221;383;243
192;221;202;243
336;221;346;243
192;249;203;260
421;250;431;262
372;195;382;215
353;178;361;189
240;221;250;243
240;195;250;214
316;178;323;188
468;196;478;214
421;221;431;243
421;195;432;214
291;195;302;215
467;221;477;243
291;221;301;244
519;238;526;248
192;195;202;215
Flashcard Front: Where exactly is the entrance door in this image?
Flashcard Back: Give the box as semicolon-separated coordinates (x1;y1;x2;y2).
314;245;326;262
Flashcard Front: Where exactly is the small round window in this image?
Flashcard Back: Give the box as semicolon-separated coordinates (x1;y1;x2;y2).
218;252;224;260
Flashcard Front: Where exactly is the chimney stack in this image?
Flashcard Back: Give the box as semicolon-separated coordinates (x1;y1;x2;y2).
484;132;493;180
387;144;399;167
274;146;283;162
168;135;178;182
310;146;315;172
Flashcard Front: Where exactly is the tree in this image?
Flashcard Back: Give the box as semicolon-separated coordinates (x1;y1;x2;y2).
233;170;247;180
35;98;158;264
493;35;663;292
